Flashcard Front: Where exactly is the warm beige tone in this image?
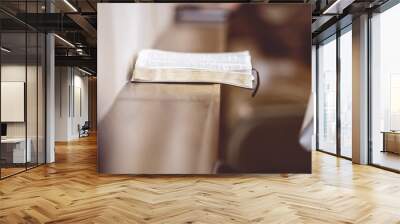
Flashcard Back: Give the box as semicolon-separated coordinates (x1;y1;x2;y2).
0;167;25;178
1;134;400;223
98;83;220;174
383;132;400;154
97;4;226;174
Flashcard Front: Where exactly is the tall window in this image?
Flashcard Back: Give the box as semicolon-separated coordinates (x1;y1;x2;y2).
316;25;353;158
317;36;337;154
371;3;400;171
339;28;352;158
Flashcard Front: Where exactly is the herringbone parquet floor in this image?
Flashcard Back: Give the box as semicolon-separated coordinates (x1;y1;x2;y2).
1;134;400;224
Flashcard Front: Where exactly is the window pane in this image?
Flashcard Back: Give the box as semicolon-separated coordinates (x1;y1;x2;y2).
1;31;28;178
371;3;400;171
0;1;46;178
318;37;337;154
340;29;352;158
38;33;46;165
27;31;38;169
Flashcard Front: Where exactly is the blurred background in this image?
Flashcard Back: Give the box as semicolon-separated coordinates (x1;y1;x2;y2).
5;0;374;176
170;3;312;172
97;3;311;174
2;0;396;177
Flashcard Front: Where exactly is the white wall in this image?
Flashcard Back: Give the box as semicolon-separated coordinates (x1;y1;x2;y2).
1;65;40;138
1;64;46;163
72;73;89;138
55;67;69;141
55;67;89;141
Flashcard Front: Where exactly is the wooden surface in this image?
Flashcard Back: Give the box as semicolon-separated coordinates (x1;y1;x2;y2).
382;132;400;154
372;150;400;171
219;5;312;172
1;134;400;223
98;83;220;174
98;21;225;174
0;167;25;178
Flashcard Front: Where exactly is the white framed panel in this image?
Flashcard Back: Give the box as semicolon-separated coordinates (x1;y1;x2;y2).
1;81;25;122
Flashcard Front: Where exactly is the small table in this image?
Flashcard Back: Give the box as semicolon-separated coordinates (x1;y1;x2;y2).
1;138;32;164
381;131;400;154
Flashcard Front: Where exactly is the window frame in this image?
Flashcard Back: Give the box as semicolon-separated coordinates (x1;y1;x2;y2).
315;22;353;160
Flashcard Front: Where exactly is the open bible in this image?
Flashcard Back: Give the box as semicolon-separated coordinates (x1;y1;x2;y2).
131;49;257;90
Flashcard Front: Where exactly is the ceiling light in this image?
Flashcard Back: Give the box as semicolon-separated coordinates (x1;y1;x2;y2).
54;34;75;48
78;67;93;76
1;47;11;53
63;0;78;12
76;48;85;55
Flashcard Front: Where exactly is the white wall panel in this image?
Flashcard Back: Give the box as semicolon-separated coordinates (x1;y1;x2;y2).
1;82;25;122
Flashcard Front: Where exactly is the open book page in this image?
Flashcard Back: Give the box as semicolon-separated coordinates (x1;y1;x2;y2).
132;49;254;89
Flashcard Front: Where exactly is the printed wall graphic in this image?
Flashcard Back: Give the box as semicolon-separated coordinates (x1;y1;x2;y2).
97;3;311;174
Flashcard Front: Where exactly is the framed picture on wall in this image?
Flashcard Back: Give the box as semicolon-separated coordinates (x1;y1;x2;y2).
1;81;25;122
